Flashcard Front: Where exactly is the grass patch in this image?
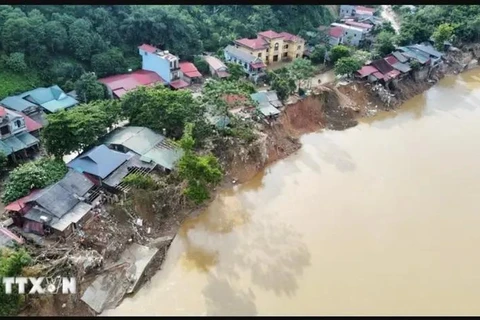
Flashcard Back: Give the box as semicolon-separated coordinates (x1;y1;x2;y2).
0;69;43;100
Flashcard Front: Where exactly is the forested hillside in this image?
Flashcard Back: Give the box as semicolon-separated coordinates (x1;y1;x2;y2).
397;5;480;45
0;5;334;98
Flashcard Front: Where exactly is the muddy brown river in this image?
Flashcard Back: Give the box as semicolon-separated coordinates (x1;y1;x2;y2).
105;69;480;316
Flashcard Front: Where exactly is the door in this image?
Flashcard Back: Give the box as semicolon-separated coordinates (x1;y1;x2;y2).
273;55;279;62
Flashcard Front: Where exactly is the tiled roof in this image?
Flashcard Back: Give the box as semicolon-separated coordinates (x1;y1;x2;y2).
355;6;376;13
138;44;158;53
4;189;42;212
258;30;283;39
279;32;303;42
179;62;202;78
235;37;268;50
329;26;344;38
99;70;166;98
344;20;373;29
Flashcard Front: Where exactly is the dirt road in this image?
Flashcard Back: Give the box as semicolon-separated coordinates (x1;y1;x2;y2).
380;5;400;34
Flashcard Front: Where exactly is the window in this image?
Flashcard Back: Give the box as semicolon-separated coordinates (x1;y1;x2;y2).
284;44;289;49
258;53;262;58
266;48;269;53
283;52;288;57
0;125;10;136
296;54;299;58
15;120;22;128
274;43;279;50
273;55;278;62
297;45;301;50
354;34;357;37
170;61;174;69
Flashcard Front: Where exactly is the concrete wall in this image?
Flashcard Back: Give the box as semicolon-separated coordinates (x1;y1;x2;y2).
340;5;355;16
139;48;172;83
414;67;430;81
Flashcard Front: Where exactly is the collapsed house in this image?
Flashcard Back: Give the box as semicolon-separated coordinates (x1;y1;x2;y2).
5;170;96;237
251;90;283;120
103;126;183;173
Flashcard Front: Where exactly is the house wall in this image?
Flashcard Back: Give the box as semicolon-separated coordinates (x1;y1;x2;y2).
329;36;342;46
181;74;192;84
340;5;355;17
139;48;172;83
235;45;268;65
341;28;364;46
286;40;305;60
224;51;251;75
264;37;284;64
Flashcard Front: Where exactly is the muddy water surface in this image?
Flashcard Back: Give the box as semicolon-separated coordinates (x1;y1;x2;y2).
105;69;480;316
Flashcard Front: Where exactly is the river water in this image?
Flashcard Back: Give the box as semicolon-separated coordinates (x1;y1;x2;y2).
105;69;480;316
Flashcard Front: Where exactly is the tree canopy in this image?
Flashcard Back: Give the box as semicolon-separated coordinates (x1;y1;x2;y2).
1;158;67;204
0;5;335;99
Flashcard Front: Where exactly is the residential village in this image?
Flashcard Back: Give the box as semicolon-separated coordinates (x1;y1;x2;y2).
0;4;471;315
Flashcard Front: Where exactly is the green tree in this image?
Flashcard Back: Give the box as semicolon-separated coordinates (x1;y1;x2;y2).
91;47;127;78
334;57;362;76
432;23;455;50
122;173;157;190
225;62;246;81
287;58;316;90
352;50;372;65
74;72;106;103
68;18;95;61
122;86;208;141
4;52;27;73
1;158;67;204
310;45;327;64
44;20;68;53
0;152;7;174
268;70;296;102
41;100;121;158
374;31;397;56
0;248;32;316
178;123;223;204
193;56;210;75
329;45;351;63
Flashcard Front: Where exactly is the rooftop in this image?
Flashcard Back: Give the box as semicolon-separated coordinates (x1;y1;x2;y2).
356;65;379;77
225;45;261;64
329;26;344;38
98;70;166;98
0;106;42;132
344;20;373;30
138;44;158;53
204;56;227;71
0;132;39;156
67;144;132;179
103;126;183;169
179;62;202;78
235;37;268;50
258;30;283;39
2;85;79;114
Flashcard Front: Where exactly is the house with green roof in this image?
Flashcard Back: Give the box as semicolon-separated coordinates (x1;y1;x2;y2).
103;126;183;172
1;85;79;120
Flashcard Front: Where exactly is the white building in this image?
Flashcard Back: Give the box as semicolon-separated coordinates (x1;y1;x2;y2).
330;23;366;47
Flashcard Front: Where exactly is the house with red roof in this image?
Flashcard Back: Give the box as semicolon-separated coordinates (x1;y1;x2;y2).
232;30;305;66
329;23;367;47
0;106;42;162
99;70;166;99
179;62;202;84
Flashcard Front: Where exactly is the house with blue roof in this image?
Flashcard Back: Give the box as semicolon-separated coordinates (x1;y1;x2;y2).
1;85;79;124
67;144;157;192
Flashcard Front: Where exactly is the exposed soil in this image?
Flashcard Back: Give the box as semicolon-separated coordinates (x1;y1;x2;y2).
20;43;479;316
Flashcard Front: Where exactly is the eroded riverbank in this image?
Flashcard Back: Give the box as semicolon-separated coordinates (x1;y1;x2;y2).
104;69;480;315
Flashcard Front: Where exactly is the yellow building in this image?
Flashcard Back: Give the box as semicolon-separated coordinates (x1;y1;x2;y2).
234;30;305;65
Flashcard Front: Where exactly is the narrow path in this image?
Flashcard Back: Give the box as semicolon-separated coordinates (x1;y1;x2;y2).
380;5;400;34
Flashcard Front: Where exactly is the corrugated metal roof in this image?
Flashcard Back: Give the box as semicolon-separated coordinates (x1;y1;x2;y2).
258;103;280;117
0;227;24;248
392;51;408;63
142;140;183;170
16;132;39;147
1;96;37;113
356;65;378;77
179;62;202;78
103;153;156;188
225;45;259;64
409;44;443;58
68;144;131;179
104;126;165;155
50;202;92;232
204;56;227;71
57;170;94;197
